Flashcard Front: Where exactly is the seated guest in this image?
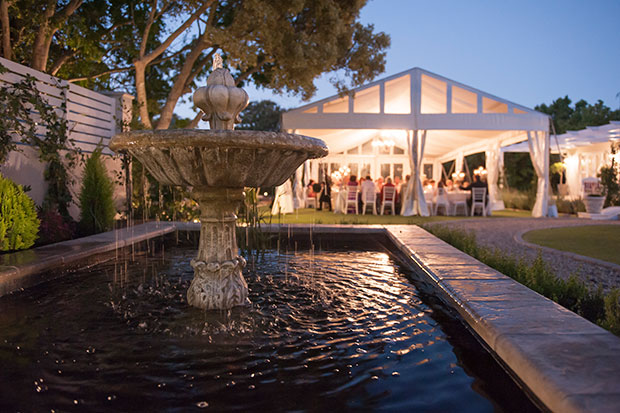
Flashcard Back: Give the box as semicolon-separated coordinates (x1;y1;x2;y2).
348;175;359;187
445;179;454;191
460;175;488;208
361;175;375;196
360;175;376;211
307;179;316;198
380;177;397;201
375;176;384;193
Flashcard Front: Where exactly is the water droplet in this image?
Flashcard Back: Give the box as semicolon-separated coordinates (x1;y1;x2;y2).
392;371;400;376
196;401;209;408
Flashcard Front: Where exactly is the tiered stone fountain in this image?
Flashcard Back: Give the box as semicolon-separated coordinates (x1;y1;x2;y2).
110;54;327;310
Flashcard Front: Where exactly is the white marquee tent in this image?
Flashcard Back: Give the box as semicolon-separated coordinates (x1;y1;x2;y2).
282;67;552;217
504;121;620;199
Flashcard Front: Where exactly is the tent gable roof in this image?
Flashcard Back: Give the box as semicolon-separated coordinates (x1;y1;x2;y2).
282;67;548;132
286;67;541;116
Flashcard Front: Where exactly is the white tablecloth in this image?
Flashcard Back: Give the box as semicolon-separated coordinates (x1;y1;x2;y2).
333;188;347;214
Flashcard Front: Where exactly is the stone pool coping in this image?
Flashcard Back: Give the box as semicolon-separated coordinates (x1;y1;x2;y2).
0;221;177;297
1;222;618;412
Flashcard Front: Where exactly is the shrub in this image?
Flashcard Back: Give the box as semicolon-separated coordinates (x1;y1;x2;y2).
36;208;76;246
555;197;585;215
501;187;535;211
79;147;115;235
424;225;619;336
0;173;39;251
601;289;620;335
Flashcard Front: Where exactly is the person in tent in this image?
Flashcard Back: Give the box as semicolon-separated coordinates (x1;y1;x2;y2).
460;174;488;209
316;178;332;211
380;177;397;211
360;175;376;211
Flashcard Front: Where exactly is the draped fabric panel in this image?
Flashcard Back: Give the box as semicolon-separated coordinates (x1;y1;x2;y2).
455;152;464;176
564;154;582;199
527;130;550;217
402;130;429;216
485;142;504;211
292;165;305;209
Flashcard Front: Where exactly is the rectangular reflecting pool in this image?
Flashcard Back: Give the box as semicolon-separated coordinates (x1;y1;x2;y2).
0;237;539;411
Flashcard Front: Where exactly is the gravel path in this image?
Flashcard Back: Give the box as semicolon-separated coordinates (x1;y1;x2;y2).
426;217;620;291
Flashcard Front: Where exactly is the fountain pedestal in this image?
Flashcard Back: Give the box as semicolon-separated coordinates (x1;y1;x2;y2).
188;187;248;310
109;53;327;310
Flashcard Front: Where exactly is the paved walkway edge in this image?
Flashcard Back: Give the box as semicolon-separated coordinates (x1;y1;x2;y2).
0;222;178;297
2;222;619;412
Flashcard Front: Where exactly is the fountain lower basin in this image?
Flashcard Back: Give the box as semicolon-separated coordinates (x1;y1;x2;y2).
109;129;327;310
0;237;539;412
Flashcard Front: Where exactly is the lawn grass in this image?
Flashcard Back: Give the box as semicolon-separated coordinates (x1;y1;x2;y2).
261;207;532;225
523;225;620;265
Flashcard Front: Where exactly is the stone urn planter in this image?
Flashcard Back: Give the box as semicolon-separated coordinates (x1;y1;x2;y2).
584;195;605;214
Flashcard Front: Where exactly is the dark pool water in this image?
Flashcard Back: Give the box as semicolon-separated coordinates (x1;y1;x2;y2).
0;242;538;412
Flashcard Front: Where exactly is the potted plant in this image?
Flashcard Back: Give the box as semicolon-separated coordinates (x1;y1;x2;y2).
584;192;606;214
581;178;605;214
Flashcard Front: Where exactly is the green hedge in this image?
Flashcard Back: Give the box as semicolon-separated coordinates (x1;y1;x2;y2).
0;174;39;251
424;224;620;336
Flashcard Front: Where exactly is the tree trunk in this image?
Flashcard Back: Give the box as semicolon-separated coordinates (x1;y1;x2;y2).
134;60;152;129
0;0;10;60
133;1;212;129
185;113;202;129
156;43;214;130
30;0;82;72
30;3;55;71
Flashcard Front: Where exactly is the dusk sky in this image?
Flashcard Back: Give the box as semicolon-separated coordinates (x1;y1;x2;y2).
185;0;620;119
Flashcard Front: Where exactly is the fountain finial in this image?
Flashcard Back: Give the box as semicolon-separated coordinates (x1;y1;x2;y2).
212;53;223;70
193;52;249;130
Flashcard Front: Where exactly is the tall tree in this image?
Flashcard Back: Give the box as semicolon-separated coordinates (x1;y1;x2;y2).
114;0;390;130
536;96;620;134
237;100;283;131
2;0;389;132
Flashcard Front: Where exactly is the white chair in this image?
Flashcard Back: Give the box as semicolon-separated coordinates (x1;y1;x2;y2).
452;196;468;216
381;186;396;215
434;187;450;216
424;190;435;215
345;186;358;214
361;189;377;215
471;187;487;216
305;195;317;209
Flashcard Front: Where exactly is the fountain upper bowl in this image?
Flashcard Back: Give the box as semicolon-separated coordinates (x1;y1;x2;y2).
109;129;328;188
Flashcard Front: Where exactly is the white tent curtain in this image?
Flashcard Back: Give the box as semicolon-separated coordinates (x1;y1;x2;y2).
402;130;429;216
292;165;305;209
272;180;295;215
455;151;464;175
527;130;550;217
485;142;504;210
564;154;582;199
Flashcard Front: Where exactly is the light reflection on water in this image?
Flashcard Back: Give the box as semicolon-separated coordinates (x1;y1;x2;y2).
0;244;538;412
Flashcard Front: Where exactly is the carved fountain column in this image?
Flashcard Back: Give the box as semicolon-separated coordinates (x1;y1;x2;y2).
188;187;248;309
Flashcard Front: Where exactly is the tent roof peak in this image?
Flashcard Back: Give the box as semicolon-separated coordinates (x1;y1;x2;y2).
286;66;545;117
